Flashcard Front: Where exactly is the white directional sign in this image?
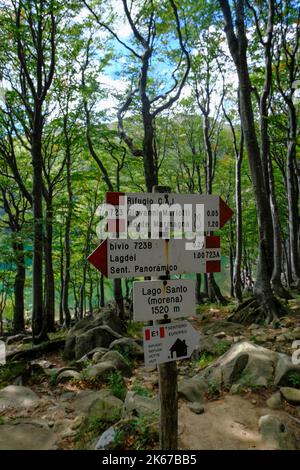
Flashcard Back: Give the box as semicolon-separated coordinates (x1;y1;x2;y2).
143;321;200;365
133;279;195;321
88;236;221;279
106;192;233;232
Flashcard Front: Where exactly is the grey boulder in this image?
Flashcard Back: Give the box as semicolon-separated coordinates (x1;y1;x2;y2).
202;321;243;336
189;402;205;414
84;361;117;381
123;391;159;417
178;377;207;403
266;392;282;410
280;387;300;405
100;350;132;377
194;334;231;358
88;390;123;422
73;390;106;414
109;337;144;359
64;304;125;359
196;341;277;389
74;325;122;360
0;422;56;450
76;347;109;365
56;369;81;384
0;385;40;410
259;415;297;450
274;353;300;386
95;425;117;450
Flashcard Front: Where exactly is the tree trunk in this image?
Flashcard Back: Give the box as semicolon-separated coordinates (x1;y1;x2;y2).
268;153;291;298
238;67;282;321
259;0;273;206
96;277;100;309
32;115;48;343
44;197;55;332
202;108;226;304
62;128;72;327
195;273;203;304
13;242;25;333
114;279;124;320
204;273;208;297
79;268;86;319
59;226;64;325
257;0;289;298
72;281;79;321
89;273;93;315
286;105;300;287
219;0;286;323
229;219;234;298
283;239;293;288
140;51;158;192
125;279;130;303
100;274;105;308
233;134;243;303
208;273;228;305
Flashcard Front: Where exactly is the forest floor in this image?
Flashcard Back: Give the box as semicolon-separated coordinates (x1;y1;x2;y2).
1;296;300;450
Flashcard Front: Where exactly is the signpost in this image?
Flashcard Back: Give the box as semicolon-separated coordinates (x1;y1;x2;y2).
88;236;221;278
106;191;233;231
88;189;233;451
133;279;195;321
143;321;200;365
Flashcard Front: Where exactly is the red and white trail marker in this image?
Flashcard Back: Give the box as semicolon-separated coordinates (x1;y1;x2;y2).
88;236;221;279
143;320;200;365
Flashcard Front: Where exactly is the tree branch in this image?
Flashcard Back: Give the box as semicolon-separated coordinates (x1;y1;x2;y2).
83;0;142;59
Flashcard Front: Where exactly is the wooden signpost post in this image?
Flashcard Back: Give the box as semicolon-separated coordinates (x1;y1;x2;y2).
152;185;177;451
88;188;233;450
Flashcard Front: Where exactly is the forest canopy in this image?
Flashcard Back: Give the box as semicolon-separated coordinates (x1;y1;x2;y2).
0;0;299;340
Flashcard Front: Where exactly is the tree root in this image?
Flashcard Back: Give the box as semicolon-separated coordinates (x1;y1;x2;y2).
6;339;65;362
290;281;300;294
271;280;293;300
228;295;288;326
208;274;228;306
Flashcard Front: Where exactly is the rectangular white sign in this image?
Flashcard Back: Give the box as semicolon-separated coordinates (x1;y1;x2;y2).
133;279;195;321
143;320;200;365
126;193;220;231
107;193;220;232
107;238;220;278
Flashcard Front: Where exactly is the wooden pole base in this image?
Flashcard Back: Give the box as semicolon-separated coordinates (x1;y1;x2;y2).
152;185;178;451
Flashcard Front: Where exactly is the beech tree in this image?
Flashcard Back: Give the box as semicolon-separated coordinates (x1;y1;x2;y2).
83;0;190;191
0;0;59;342
274;0;300;288
218;0;287;323
222;99;244;303
0;166;29;333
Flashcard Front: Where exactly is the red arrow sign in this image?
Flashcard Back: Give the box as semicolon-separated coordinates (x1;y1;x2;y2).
88;239;108;277
219;197;234;228
88;236;221;279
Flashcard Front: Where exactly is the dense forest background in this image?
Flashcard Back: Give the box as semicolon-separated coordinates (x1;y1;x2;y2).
0;0;299;342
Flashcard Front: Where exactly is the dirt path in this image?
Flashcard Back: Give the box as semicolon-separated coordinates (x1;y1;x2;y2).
178;395;300;450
